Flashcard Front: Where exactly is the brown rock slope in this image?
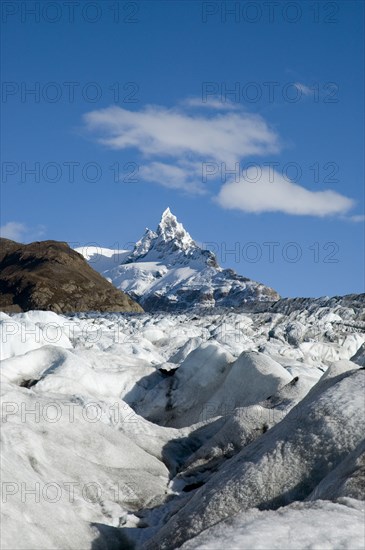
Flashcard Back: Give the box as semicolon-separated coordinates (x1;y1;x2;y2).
0;238;143;314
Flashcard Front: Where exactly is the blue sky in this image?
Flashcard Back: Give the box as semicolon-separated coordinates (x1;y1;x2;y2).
1;0;364;298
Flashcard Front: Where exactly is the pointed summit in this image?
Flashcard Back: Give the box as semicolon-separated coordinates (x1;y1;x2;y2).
157;208;194;247
161;206;173;218
158;207;177;234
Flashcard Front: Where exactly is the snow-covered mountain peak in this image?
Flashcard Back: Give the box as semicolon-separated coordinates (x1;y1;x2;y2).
129;228;158;260
126;209;199;265
77;210;280;310
156;207;194;249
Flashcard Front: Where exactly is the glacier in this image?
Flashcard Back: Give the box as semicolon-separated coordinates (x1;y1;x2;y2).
1;293;364;549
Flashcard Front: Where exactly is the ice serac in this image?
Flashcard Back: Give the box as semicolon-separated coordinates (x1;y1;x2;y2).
81;208;280;311
1;297;364;550
145;368;365;549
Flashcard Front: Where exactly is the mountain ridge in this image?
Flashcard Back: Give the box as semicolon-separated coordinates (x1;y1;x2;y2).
77;208;280;311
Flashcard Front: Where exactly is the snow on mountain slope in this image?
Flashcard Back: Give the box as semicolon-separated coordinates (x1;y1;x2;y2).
74;246;131;276
76;208;280;311
1;295;364;549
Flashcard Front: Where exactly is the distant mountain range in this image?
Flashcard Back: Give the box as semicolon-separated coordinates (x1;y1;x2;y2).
76;208;280;311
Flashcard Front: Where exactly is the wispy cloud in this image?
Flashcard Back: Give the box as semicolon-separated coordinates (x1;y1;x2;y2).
0;222;46;242
83;100;356;218
181;97;240;110
139;161;207;195
293;82;312;96
215;168;354;217
83;103;279;193
345;214;365;223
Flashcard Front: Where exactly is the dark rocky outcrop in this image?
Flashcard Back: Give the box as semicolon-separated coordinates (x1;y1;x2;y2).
0;238;143;314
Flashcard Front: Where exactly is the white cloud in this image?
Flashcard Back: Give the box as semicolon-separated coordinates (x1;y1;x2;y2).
346;214;365;223
83;100;357;219
83;103;279;192
84;105;278;162
182;97;239;110
215;168;354;217
140;161;207;195
293;82;312;96
0;222;27;241
0;222;46;242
